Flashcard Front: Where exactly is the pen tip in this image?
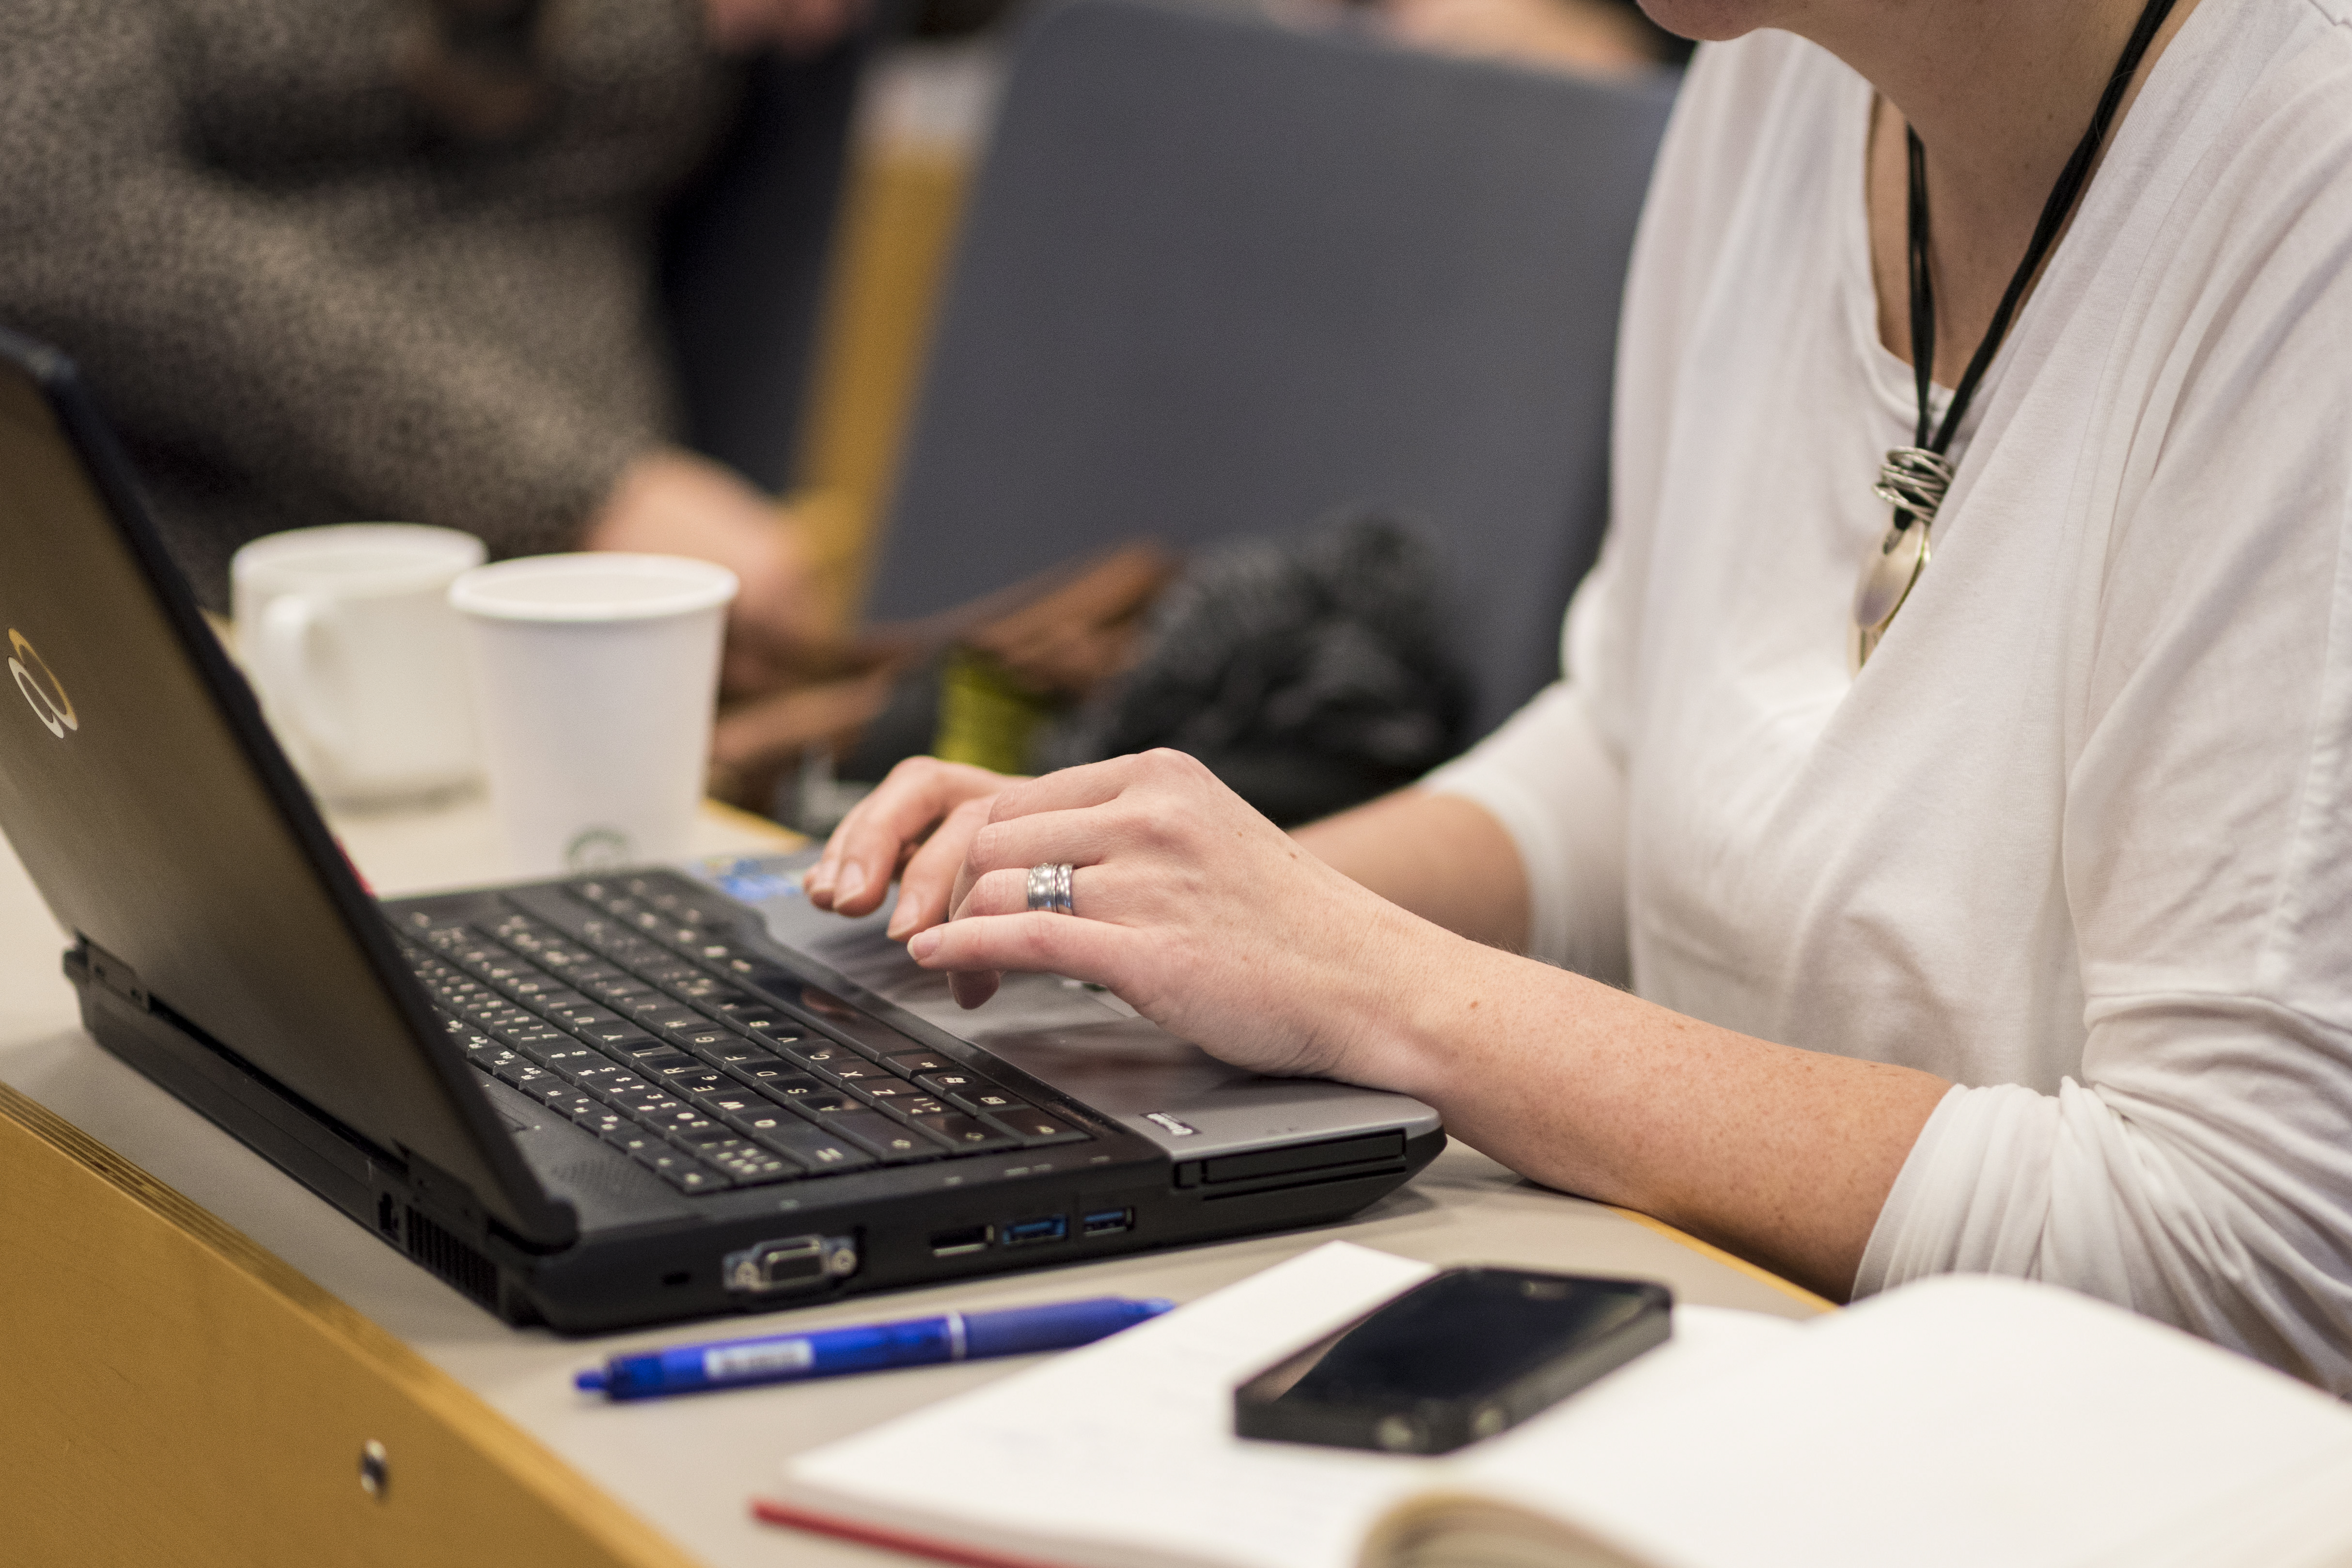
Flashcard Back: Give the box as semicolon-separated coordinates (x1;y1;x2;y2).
575;1369;607;1393
1139;1298;1176;1317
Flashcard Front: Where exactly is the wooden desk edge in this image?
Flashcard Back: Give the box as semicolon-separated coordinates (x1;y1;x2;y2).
0;1080;701;1568
1607;1205;1835;1315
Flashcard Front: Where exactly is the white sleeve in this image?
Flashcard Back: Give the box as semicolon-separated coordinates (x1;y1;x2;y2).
1859;91;2352;1391
1421;679;1629;983
1857;1038;2352;1389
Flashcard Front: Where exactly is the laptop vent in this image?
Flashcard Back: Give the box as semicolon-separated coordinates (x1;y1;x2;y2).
405;1207;500;1311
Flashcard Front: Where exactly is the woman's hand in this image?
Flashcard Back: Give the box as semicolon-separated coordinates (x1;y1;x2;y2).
804;756;1026;935
905;750;1442;1082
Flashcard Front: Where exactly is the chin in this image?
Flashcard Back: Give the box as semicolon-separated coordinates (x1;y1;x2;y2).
1633;0;1779;42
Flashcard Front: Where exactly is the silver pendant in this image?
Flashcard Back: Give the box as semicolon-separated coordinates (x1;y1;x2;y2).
1852;517;1929;668
1851;446;1955;667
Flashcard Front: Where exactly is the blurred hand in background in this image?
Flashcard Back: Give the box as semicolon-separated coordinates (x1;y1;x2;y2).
703;0;870;55
579;448;826;694
1375;0;1678;77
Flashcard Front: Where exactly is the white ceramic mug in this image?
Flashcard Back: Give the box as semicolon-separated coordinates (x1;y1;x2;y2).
448;553;737;878
231;524;486;805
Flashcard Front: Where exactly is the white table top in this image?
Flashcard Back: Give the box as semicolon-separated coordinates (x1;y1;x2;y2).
0;787;1821;1568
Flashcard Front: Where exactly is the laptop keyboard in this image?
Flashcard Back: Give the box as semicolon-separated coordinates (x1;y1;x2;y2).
395;877;1092;1197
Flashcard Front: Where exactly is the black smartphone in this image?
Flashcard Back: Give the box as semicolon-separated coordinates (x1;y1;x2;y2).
1232;1267;1672;1455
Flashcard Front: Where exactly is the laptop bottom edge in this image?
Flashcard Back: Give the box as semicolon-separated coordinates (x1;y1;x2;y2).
71;967;1445;1334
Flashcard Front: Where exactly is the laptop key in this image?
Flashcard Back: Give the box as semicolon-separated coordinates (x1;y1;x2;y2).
905;1111;1020;1151
539;1044;604;1079
915;1070;1015;1111
658;1067;731;1097
820;1109;943;1162
718;1104;801;1144
532;992;597;1020
750;1118;876;1173
611;1088;691;1118
850;1078;917;1105
982;1106;1094;1146
570;1063;636;1095
577;1021;659;1051
886;1051;956;1075
701;1147;799;1187
771;1086;855;1114
629;1145;731;1193
695;1039;780;1069
731;1063;820;1098
782;1042;860;1076
605;1043;691;1074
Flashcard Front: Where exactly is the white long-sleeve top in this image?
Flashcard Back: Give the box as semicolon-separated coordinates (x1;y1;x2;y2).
1427;0;2352;1389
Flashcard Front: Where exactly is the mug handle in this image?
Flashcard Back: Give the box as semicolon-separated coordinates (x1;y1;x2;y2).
253;593;351;769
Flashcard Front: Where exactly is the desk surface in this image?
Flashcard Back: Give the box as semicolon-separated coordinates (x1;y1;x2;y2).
0;789;1823;1568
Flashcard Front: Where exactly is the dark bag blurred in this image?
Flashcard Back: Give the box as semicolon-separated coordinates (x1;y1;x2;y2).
1036;511;1470;825
712;510;1471;830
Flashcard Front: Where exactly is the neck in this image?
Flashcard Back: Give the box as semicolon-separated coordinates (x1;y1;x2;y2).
1815;0;2198;382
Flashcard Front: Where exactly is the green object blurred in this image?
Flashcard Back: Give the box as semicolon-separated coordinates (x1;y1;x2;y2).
932;647;1053;775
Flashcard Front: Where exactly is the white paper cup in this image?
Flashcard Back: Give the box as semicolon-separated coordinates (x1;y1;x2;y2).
449;553;737;878
231;523;486;805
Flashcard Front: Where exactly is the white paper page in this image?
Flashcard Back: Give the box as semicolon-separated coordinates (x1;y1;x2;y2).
779;1241;1803;1568
1450;1274;2352;1568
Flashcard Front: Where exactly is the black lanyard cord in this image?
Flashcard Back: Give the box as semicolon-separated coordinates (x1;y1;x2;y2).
1901;0;2184;471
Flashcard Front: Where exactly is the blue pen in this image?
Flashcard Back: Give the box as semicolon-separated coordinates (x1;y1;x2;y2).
575;1294;1176;1399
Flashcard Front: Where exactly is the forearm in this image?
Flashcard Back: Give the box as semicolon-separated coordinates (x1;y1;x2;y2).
897;751;1948;1298
1354;918;1950;1299
1294;788;1531;951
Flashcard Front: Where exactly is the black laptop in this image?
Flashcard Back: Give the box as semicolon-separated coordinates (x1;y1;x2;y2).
0;331;1443;1332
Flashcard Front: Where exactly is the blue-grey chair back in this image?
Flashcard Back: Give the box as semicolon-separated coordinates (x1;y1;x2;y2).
863;0;1675;737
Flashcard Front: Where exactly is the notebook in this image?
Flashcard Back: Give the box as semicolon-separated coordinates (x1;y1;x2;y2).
760;1242;2352;1568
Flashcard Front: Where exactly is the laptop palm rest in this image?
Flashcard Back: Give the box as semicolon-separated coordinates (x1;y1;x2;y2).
709;860;1442;1162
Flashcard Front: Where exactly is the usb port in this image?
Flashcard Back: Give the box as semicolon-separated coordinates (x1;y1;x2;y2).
1000;1214;1068;1247
928;1224;993;1257
1082;1207;1133;1237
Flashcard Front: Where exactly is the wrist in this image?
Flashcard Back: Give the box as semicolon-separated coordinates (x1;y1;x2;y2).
1312;888;1477;1101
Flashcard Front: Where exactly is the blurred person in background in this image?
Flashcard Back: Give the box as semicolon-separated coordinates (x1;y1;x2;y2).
0;0;861;687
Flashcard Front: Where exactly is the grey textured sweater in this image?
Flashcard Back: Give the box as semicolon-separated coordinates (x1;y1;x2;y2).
0;0;737;603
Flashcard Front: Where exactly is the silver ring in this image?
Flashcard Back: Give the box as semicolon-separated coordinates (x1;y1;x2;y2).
1026;862;1075;916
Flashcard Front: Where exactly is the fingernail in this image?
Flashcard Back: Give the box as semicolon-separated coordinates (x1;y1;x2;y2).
837;864;866;904
908;928;941;961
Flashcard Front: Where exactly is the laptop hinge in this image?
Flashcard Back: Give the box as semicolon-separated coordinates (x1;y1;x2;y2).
66;937;150;1012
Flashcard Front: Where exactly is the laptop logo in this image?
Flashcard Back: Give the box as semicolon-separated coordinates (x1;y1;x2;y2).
1144;1113;1197;1137
9;630;76;738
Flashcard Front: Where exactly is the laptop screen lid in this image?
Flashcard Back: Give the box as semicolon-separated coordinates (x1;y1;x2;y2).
0;331;574;1246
